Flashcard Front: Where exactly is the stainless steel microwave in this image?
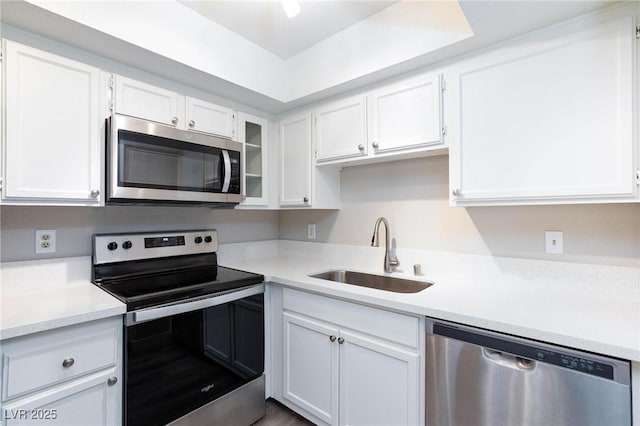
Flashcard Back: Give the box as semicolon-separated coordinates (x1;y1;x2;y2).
107;115;242;206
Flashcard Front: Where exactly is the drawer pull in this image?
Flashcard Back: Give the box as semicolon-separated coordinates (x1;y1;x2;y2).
62;358;75;368
107;376;118;386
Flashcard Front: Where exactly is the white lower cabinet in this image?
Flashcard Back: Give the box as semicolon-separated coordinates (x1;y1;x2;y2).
0;317;123;426
278;287;423;426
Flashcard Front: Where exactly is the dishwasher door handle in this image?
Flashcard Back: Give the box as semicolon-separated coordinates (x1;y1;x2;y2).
483;348;535;370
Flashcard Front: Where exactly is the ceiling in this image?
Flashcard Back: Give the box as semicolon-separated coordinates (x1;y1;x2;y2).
0;0;620;114
178;1;398;59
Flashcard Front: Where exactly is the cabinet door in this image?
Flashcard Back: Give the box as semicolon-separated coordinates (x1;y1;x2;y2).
283;312;339;425
369;73;443;153
280;112;312;207
315;96;368;162
339;330;419;426
4;41;102;203
2;369;120;426
449;14;635;205
238;112;269;206
114;75;183;127
186;97;235;138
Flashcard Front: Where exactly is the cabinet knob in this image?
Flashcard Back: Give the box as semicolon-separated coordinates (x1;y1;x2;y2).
452;189;461;197
358;144;364;151
372;142;379;149
171;117;179;125
62;358;75;368
303;197;309;203
107;376;118;386
329;335;337;342
188;120;195;128
338;337;345;344
90;189;100;198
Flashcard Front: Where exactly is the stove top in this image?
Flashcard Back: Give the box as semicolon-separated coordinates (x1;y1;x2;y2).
92;230;264;311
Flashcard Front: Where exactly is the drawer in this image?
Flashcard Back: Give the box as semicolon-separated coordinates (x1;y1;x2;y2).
282;287;419;348
2;318;120;401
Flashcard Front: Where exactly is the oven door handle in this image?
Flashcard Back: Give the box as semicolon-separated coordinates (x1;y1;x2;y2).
128;284;264;325
221;149;231;193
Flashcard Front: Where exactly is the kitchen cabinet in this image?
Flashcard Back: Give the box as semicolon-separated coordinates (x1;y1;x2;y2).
448;11;637;206
113;75;235;138
279;288;422;426
1;317;122;425
314;96;368;162
280;112;341;209
2;40;104;205
314;72;445;166
237;112;270;206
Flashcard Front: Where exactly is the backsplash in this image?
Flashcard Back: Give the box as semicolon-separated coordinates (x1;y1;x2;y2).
0;205;279;262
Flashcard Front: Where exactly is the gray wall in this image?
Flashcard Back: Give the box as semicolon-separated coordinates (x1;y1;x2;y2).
0;206;278;262
279;156;640;268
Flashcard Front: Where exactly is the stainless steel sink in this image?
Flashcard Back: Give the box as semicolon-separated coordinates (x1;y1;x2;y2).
309;270;433;293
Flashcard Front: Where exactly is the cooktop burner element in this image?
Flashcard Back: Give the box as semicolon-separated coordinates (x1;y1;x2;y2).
91;230;264;311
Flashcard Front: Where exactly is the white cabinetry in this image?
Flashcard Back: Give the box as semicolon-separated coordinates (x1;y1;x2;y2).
448;11;637;206
113;75;235;138
315;96;368;162
314;72;445;166
237;112;270;207
280;112;340;209
279;287;423;426
2;40;104;205
1;317;122;426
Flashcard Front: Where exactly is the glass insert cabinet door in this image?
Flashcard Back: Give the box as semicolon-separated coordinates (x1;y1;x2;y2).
237;112;269;206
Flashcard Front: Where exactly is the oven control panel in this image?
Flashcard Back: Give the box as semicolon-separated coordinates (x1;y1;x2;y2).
93;230;218;264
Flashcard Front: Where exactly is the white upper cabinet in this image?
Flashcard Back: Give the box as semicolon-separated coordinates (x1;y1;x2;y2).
186;96;235;138
114;75;183;127
315;95;368;162
449;12;637;206
114;75;235;138
280;112;341;209
369;72;443;153
313;71;445;166
3;40;104;205
280;112;312;207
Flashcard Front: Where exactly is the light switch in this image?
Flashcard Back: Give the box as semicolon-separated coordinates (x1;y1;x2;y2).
545;231;563;254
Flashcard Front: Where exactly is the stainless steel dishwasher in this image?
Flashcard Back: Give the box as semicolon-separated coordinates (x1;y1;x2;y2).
426;319;632;426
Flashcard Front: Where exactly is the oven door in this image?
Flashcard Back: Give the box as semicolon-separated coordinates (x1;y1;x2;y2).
124;285;264;426
108;115;242;204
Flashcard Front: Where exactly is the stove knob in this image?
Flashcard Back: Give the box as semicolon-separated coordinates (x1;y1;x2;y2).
122;241;133;250
204;236;213;243
194;236;203;244
107;242;118;251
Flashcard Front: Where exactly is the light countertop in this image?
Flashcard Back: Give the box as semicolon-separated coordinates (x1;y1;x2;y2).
1;241;638;363
0;256;125;340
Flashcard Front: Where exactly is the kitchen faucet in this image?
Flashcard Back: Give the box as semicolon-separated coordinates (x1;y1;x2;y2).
371;217;400;273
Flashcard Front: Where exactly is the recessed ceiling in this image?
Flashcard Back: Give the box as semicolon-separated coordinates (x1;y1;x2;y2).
178;1;398;59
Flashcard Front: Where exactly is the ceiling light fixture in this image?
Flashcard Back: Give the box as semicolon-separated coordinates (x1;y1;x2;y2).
281;0;300;18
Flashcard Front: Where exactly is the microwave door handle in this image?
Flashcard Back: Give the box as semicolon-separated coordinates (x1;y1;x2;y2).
222;149;231;193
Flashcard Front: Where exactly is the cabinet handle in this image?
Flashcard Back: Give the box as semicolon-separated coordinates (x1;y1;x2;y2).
171;117;179;125
303;197;309;203
90;190;100;198
107;376;118;386
358;144;364;151
452;189;461;197
329;335;337;342
338;337;345;344
372;142;379;149
188;120;195;128
62;358;75;368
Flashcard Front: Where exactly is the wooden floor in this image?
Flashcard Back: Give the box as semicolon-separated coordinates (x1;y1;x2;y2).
252;399;315;426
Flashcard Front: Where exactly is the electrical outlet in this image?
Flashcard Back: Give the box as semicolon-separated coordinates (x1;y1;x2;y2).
307;224;317;240
35;229;56;254
545;231;563;254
